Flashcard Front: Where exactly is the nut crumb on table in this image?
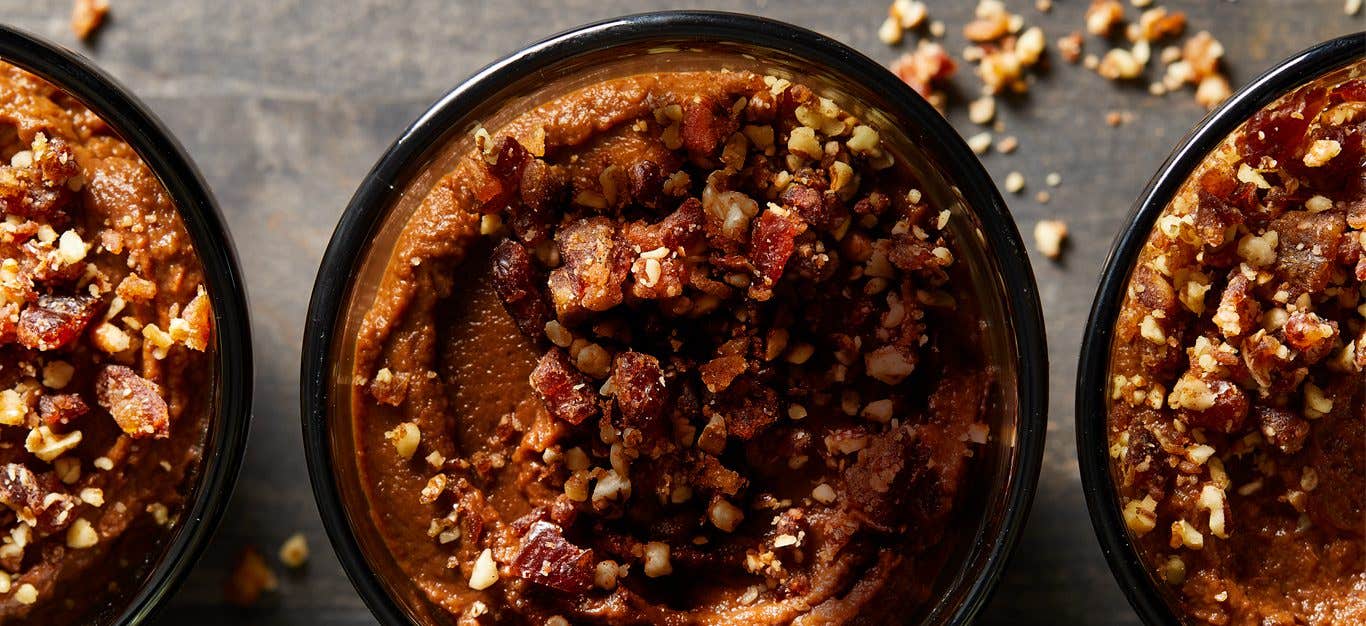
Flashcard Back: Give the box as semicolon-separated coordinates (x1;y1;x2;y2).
70;0;109;40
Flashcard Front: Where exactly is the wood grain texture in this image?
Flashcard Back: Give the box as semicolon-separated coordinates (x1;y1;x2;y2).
0;1;1358;624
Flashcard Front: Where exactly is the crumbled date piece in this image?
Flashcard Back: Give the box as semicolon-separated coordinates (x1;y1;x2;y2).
38;393;88;430
623;197;705;253
681;96;739;159
748;205;806;301
530;349;599;426
510;520;595;593
0;134;80;222
94;365;170;439
0;463;75;534
1270;211;1344;298
844;423;950;533
17;294;99;351
610;351;666;431
1281;311;1338;365
514;159;568;244
714;377;780;441
1254;406;1309;455
491;239;552;341
628;160;666;210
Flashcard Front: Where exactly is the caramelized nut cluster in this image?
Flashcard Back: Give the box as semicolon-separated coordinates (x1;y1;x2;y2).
388;73;989;619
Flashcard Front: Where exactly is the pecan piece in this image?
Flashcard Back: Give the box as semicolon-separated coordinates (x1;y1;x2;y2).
490;239;551;341
17;294;99;351
95;365;170;439
530;349;599;426
548;217;630;321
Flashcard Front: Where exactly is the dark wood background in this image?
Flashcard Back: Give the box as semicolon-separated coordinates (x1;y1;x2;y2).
2;1;1359;624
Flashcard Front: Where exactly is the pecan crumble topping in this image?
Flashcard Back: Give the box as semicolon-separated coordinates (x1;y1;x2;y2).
1108;64;1364;625
0;62;213;622
352;70;994;624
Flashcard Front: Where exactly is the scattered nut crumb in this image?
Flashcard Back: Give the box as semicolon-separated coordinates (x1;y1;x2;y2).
1004;171;1025;194
225;546;279;607
279;533;309;568
967;132;993;155
969;96;996;125
1034;219;1069;260
71;0;109;40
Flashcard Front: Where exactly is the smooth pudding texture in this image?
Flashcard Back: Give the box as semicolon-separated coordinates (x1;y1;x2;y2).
1108;64;1364;625
352;70;995;625
0;63;214;623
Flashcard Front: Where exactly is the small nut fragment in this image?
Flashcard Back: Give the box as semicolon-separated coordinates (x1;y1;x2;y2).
1033;220;1068;260
13;583;36;605
1098;49;1143;80
812;483;837;504
643;541;672;577
968;96;996;125
385;421;421;459
594;560;621;590
708;499;744;532
66;518;98;549
1003;172;1025;194
71;0;109;40
1123;495;1158;535
1302;139;1342;168
279;533;309;568
25;425;82;462
469;548;499;590
42;361;75;389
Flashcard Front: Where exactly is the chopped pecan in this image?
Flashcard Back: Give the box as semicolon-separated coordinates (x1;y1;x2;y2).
491;239;551;341
548;217;630;320
94;365;170;439
530;349;599;426
1211;273;1259;339
17;294;99;351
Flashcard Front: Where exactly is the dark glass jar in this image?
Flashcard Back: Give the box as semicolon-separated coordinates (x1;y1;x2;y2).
304;11;1046;625
0;24;253;626
1076;32;1364;626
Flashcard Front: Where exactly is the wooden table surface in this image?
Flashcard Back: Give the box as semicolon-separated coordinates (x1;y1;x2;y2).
1;1;1359;624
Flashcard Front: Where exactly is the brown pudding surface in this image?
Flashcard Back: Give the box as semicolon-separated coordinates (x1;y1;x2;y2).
352;70;994;625
1108;65;1364;625
0;63;214;622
